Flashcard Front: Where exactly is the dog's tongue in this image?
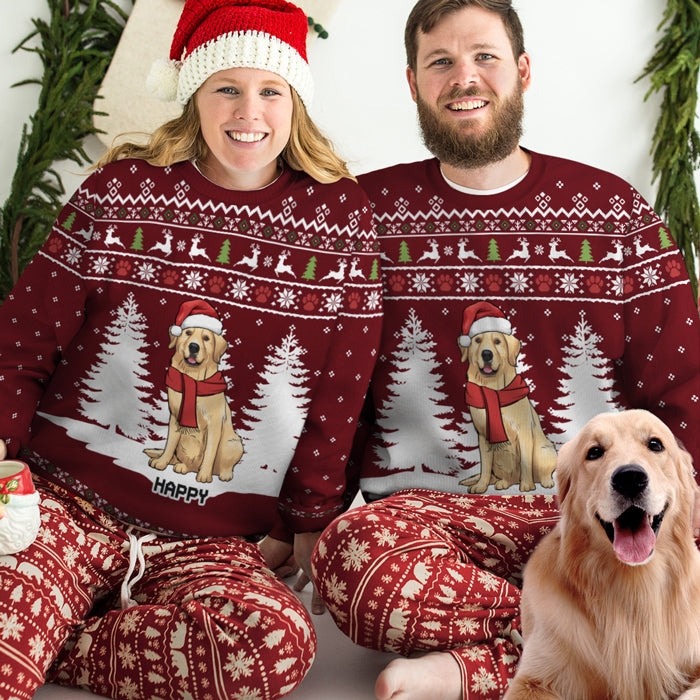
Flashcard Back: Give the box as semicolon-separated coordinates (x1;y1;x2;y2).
613;517;655;564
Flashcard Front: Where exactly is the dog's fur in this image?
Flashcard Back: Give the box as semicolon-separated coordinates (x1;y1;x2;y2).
458;330;557;493
504;410;700;700
145;326;243;483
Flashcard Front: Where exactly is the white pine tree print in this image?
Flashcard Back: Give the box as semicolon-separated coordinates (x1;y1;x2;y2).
374;308;463;475
551;310;620;445
238;328;310;471
78;292;155;440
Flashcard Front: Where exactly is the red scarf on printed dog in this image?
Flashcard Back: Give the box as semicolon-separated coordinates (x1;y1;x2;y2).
165;367;227;429
464;374;530;444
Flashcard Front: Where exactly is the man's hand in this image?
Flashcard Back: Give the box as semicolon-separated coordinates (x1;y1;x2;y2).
258;536;299;579
294;531;325;615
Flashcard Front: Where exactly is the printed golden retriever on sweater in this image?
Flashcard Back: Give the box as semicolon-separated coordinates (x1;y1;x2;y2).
504;410;700;700
457;301;556;494
145;300;243;483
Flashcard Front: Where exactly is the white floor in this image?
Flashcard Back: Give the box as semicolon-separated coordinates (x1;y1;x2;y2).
32;585;396;700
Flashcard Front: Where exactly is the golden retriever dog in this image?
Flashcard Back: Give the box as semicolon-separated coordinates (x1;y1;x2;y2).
504;410;700;700
458;329;557;494
145;325;243;483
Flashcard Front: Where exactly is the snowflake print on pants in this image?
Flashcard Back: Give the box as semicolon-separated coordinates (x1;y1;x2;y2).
312;489;559;699
0;477;315;700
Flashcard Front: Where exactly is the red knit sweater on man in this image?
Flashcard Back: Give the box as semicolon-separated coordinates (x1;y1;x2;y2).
357;151;700;500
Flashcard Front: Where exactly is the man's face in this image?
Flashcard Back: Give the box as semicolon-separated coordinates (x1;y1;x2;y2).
407;5;531;169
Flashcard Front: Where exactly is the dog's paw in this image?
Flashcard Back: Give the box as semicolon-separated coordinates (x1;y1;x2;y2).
519;482;536;492
149;456;169;471
468;483;488;494
196;472;213;483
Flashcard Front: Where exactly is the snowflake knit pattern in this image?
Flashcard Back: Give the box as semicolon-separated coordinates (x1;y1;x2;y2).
357;150;700;500
0;158;382;538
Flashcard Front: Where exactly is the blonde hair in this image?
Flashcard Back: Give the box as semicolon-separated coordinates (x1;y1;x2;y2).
96;89;355;184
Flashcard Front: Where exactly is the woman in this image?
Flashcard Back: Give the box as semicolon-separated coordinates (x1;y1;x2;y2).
0;1;382;698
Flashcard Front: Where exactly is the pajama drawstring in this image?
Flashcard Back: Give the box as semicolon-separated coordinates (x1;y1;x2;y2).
120;528;157;609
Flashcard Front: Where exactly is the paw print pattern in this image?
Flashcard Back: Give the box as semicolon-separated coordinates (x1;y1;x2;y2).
386;274;406;293
115;260;132;277
535;274;553;293
347;291;361;310
162;270;179;286
255;285;272;303
208;275;226;294
665;259;682;279
485;274;503;292
437;274;454;292
585;274;605;294
302;293;319;311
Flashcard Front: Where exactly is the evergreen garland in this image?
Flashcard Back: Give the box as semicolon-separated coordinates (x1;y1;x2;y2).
639;0;700;300
0;0;129;300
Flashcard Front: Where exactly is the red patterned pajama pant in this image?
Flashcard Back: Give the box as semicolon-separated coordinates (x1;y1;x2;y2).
312;489;559;699
0;477;315;700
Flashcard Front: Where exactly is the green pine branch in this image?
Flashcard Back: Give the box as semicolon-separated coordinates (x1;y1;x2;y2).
639;0;700;300
0;0;130;300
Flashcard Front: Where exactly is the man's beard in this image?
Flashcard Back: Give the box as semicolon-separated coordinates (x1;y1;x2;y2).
416;83;524;169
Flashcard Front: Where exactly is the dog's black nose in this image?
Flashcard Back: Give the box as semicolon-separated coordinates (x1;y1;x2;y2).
611;464;649;498
189;342;200;355
481;349;493;363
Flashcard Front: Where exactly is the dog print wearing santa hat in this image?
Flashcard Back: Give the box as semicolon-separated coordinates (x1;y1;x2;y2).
457;301;557;493
144;299;244;483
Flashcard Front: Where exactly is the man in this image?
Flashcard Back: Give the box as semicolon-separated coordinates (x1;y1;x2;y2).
311;1;700;699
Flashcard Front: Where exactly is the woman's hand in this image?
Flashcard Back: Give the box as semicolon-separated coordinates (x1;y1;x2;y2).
0;440;6;460
294;531;325;615
258;536;299;579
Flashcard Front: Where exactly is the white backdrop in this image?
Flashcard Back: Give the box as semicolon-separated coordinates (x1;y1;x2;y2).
1;0;698;209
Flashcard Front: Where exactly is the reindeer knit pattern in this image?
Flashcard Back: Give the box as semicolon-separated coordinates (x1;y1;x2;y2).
0;158;382;539
312;150;700;700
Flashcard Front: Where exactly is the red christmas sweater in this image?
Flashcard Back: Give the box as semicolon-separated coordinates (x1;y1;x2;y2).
356;151;700;500
0;159;382;538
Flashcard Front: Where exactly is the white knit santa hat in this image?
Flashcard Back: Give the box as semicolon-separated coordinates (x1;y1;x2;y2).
458;301;512;348
171;299;224;337
146;0;314;107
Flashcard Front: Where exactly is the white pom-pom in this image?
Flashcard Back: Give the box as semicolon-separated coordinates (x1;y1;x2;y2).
458;335;472;347
146;58;181;102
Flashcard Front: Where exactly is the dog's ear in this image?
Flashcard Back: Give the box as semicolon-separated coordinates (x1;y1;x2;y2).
168;328;179;349
457;338;469;364
213;334;228;364
505;334;521;367
554;439;573;508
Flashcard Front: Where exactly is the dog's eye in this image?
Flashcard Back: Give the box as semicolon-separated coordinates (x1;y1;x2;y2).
648;438;664;452
494;339;501;345
586;446;604;460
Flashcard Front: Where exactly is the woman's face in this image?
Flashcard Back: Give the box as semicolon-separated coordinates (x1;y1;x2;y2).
195;67;294;190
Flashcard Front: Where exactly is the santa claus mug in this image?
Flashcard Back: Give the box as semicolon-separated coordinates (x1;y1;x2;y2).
0;461;41;556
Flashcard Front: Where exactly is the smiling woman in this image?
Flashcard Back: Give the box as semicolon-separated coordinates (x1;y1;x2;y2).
0;1;382;699
195;67;294;190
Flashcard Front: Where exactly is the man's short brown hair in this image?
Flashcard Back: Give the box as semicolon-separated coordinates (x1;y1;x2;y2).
405;0;526;71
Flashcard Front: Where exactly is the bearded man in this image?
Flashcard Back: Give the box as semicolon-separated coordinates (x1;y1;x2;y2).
310;2;700;699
